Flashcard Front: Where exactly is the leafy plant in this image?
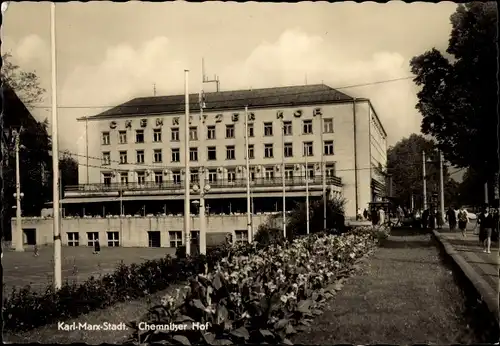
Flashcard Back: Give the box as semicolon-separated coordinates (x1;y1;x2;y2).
127;226;379;345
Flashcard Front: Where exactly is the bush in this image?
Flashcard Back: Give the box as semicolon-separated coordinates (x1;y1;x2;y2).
127;226;379;345
2;240;261;332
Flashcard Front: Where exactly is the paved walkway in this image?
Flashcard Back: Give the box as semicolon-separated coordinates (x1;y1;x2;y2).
433;224;499;324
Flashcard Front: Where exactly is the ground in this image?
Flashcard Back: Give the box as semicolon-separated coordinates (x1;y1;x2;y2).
2;245;176;296
292;229;479;344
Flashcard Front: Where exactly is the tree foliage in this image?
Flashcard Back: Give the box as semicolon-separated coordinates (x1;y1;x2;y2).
410;3;498;181
1;53;46;108
387;134;455;208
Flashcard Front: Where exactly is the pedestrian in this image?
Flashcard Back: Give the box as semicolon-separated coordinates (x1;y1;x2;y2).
436;209;443;229
457;206;469;237
446;206;457;231
363;208;368;220
422;208;429;230
33;244;39;257
357;208;363;221
428;208;437;230
377;207;385;226
477;207;493;254
397;205;404;225
93;239;101;254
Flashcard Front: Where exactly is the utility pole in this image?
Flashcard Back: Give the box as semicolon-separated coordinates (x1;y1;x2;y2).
51;2;62;290
439;150;445;222
183;69;191;256
281;119;286;239
305;144;310;235
422;151;427;211
14;128;24;252
244;106;252;242
484;182;489;205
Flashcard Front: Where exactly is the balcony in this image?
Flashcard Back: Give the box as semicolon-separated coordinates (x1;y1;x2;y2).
65;176;342;194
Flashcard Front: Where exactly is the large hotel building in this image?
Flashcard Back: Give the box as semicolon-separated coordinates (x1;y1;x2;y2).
12;84;388;248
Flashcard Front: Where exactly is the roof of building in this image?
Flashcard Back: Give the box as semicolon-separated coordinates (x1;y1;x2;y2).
83;84;354;120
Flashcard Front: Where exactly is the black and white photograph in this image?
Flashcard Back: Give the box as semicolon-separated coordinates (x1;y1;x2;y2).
1;1;498;344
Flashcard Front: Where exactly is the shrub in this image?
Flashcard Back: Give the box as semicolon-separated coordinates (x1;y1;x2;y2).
2;240;261;332
127;226;379;345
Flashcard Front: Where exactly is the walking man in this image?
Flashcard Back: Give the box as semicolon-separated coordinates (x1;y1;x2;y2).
478;207;493;254
458;206;469;237
93;239;101;255
446;206;457;231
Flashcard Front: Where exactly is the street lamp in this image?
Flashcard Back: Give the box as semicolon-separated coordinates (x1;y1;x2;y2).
192;175;211;255
422;150;445;224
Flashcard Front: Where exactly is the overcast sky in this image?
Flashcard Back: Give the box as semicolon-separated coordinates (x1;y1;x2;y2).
3;1;458;156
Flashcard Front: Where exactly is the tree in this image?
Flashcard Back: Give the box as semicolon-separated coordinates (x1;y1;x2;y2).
1;53;45;108
386;134;453;209
410;3;498;192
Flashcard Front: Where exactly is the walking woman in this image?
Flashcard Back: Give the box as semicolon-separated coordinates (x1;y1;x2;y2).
458;206;469;237
478;207;493;254
446;206;457;231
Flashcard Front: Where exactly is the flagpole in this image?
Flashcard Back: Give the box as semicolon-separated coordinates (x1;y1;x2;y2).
199;82;207;255
50;2;62;290
281;119;286;238
184;70;191;256
305;144;310;235
245;106;252;242
321;112;327;230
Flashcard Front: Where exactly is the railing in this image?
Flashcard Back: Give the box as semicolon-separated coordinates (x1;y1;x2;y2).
65;176;342;193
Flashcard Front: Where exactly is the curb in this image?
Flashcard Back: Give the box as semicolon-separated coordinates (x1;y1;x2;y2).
432;230;499;324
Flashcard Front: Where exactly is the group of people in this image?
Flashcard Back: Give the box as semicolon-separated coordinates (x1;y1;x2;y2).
446;205;498;254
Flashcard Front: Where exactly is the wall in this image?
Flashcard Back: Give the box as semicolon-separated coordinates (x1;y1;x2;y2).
11;214;270;249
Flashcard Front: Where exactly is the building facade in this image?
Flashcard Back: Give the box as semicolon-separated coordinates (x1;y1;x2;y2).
11;84;388;249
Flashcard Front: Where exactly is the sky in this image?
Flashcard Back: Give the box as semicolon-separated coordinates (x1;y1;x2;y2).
2;1;459;163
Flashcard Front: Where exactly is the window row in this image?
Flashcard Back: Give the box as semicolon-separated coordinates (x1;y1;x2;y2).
67;231;119;247
101;118;335;145
102;163;337;185
102;141;335;165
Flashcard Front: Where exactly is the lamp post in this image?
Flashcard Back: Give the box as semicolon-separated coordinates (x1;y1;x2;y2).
423;149;445;223
192;172;210;255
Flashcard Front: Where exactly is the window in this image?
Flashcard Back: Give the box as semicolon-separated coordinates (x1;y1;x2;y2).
323;118;334;133
154;149;163;163
103;173;112;185
324;140;334;155
303;120;313;134
153;129;162;142
120;172;128;184
326;163;336;177
208;169;217;183
136;130;144;143
102;152;111;165
264;167;274;180
154;171;163;184
171;127;180;141
169;231;182;248
226;145;235;160
235;230;248;244
284;143;293;158
264;122;273;136
191;170;199;183
102;132;110;145
303;142;313;156
249;167;256;181
264;144;274;158
248;123;254;137
285;167;294;180
207;147;217;161
283;121;292;136
189;126;198;141
68;232;79;246
107;231;119;247
119;131;127;144
248;144;254;159
226;124;235;138
87;232;99;247
207;125;216;140
227;169;236;182
307;165;314;179
137;171;146;184
119;151;128;164
172;171;181;184
171;148;180;162
189;147;198;162
136;150;145;164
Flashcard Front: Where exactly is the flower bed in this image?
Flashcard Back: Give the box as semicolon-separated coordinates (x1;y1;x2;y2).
2;240;259;332
127;226;379;345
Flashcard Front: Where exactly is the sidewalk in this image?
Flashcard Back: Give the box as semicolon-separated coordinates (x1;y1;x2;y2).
292;230;481;344
433;224;499;324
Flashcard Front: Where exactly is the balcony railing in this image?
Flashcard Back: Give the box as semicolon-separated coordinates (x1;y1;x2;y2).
65;176;342;193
